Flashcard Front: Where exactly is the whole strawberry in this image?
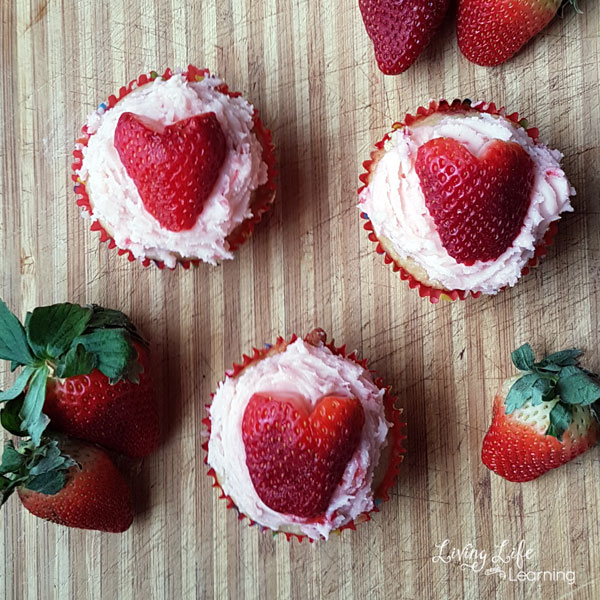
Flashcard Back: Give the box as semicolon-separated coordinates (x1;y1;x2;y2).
114;111;227;232
359;0;450;75
457;0;578;67
242;393;365;517
0;436;133;532
0;300;159;457
482;344;600;482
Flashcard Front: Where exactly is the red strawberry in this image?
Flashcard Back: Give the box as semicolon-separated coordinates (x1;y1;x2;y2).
114;111;227;232
242;393;365;517
0;301;159;457
457;0;569;67
415;137;535;265
44;341;159;458
359;0;450;75
1;437;134;533
482;344;600;482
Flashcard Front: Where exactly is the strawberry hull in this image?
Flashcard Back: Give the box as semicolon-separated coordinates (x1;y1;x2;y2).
358;99;565;303
72;65;277;269
481;347;600;483
482;395;599;482
18;439;134;533
202;333;406;542
43;343;160;458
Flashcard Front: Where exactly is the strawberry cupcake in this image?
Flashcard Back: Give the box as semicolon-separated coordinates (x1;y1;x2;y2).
204;329;405;541
358;99;574;302
72;66;276;268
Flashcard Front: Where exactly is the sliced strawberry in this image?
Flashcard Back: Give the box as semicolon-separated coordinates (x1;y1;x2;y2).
114;112;227;232
457;0;564;67
242;393;365;517
359;0;450;75
14;437;134;533
415;137;535;265
482;344;600;482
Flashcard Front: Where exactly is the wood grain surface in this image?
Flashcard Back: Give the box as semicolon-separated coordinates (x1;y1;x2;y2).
1;0;599;599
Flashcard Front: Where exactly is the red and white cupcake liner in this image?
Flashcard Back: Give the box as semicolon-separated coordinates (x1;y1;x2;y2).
358;98;558;304
71;65;277;269
201;333;406;543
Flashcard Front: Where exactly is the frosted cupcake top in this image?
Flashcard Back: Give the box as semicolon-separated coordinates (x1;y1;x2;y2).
77;74;268;268
207;338;390;540
358;107;574;294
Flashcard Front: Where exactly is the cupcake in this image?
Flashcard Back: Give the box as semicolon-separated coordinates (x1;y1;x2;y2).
204;329;405;541
358;99;574;302
72;66;276;269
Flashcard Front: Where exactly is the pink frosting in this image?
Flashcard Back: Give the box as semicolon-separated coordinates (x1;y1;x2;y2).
207;339;390;540
77;74;268;267
358;109;574;294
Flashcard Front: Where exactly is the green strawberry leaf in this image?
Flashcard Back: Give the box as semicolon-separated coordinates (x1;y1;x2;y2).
26;470;67;495
86;305;147;346
556;365;600;406
54;343;97;378
0;365;36;402
0;475;10;501
24;439;76;495
0;396;28;436
537;348;583;371
0;475;19;506
533;362;562;374
530;377;557;406
87;305;133;330
26;303;93;360
511;344;536;372
0;438;76;502
19;366;50;445
0;441;26;504
122;345;144;384
505;373;540;413
0;299;35;366
30;444;63;475
72;328;134;383
0;442;25;474
546;402;572;440
29;440;76;476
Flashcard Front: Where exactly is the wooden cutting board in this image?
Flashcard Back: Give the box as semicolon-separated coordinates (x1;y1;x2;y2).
1;1;599;599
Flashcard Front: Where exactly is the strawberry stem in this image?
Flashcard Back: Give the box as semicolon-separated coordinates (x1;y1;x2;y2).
0;300;146;447
560;0;582;16
507;344;600;439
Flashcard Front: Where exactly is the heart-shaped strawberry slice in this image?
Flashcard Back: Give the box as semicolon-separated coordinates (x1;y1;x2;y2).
242;393;365;518
415;137;535;265
114;112;227;232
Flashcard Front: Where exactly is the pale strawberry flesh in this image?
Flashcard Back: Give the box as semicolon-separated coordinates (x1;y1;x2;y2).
415;137;535;265
359;0;450;75
114;112;227;232
242;394;365;518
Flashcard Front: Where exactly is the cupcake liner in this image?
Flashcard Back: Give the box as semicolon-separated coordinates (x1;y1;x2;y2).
358;98;554;304
71;65;277;269
201;333;406;543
